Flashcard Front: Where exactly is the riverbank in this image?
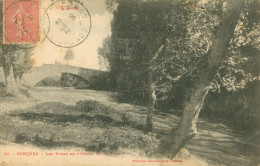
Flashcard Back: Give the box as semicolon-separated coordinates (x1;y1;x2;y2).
0;87;258;165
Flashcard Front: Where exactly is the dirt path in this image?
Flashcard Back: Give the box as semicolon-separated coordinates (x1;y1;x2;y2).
0;87;258;166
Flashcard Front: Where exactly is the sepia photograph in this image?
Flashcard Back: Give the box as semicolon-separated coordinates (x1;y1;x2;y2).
0;0;259;165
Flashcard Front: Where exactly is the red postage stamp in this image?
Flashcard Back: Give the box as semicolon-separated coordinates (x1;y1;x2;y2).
3;0;39;44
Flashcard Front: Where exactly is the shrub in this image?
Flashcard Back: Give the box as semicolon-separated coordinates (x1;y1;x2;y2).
19;87;31;97
75;82;89;89
89;127;160;156
202;81;260;131
15;133;29;143
75;100;108;113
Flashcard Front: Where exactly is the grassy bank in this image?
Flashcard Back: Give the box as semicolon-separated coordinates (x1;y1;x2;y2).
0;101;159;156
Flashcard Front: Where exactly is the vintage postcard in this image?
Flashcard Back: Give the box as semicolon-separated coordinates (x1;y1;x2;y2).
0;0;259;165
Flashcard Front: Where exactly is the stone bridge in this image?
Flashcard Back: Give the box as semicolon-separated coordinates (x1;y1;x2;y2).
23;64;106;87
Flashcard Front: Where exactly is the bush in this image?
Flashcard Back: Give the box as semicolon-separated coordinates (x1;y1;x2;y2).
89;72;112;91
75;82;89;89
15;133;29;143
91;127;160;156
75;100;108;113
201;81;260;131
19;87;31;97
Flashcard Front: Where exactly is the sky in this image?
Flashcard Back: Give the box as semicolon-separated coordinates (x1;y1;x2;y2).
32;0;113;70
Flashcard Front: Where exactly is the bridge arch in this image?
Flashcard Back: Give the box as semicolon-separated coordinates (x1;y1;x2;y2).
22;64;106;87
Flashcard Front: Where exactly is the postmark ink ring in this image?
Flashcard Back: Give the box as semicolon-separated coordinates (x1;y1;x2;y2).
43;0;92;48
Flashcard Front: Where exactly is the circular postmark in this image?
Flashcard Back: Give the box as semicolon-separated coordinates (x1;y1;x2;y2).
43;1;91;48
2;0;46;49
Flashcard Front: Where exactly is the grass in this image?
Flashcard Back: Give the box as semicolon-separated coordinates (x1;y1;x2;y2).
0;100;160;156
1;94;258;165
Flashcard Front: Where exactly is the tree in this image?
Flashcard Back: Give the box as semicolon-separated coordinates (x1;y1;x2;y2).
12;48;34;87
64;48;75;65
161;0;246;158
102;0;258;158
98;36;112;71
1;45;19;94
0;45;34;93
100;0;189;131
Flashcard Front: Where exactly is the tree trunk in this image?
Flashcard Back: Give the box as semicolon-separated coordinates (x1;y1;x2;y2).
3;66;8;86
4;66;18;94
145;44;165;132
161;0;246;158
16;74;23;89
145;76;156;132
